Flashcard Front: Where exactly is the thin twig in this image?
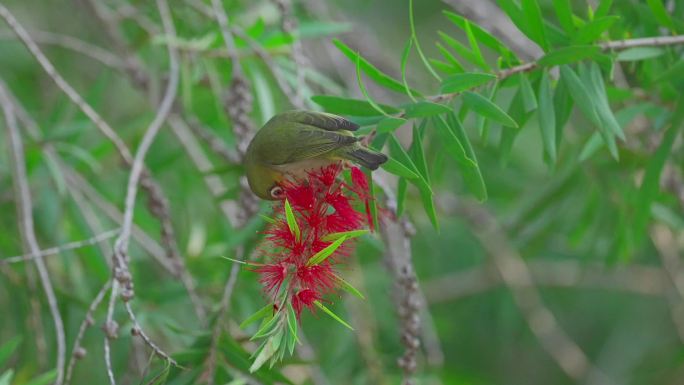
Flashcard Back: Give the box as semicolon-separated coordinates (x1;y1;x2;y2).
1;82;66;385
65;280;112;385
2;4;194;313
231;27;307;110
109;0;181;369
1;229;119;265
104;280;119;385
272;0;307;108
0;30;125;69
0;4;133;165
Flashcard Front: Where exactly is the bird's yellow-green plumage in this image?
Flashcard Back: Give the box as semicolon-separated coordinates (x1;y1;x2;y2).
244;110;388;200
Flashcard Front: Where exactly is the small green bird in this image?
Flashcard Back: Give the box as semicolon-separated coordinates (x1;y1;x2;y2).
244;110;388;200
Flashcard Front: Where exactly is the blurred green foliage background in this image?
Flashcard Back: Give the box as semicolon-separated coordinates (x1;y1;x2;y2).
1;0;684;384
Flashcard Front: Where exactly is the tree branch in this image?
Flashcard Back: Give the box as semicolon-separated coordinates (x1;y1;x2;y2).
1;80;66;385
108;0;181;375
1;229;119;265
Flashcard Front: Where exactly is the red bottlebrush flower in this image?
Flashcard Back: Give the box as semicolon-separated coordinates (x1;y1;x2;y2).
283;182;315;211
350;167;370;198
291;288;320;319
350;166;374;231
255;263;287;299
253;163;375;319
296;263;336;292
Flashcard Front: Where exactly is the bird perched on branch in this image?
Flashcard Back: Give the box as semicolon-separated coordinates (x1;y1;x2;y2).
245;110;388;200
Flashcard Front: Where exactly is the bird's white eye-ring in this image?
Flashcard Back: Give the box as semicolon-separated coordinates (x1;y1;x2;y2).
270;186;285;199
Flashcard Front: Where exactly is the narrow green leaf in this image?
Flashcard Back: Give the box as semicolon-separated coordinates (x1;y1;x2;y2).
655;59;684;83
553;75;573;148
633;101;683;245
462;91;518;128
251;313;280;340
356;56;391;117
409;0;441;81
463;19;490;70
616;47;665;62
377;117;406;133
521;0;550;51
314;301;354;330
0;336;21;367
553;0;575;34
249;336;278;372
382;158;419;179
585;62;625;140
321;229;370;242
333;274;365;299
311;95;400;117
417;182;439;230
403;101;452;118
409;122;430;181
306;236;347;266
442;11;514;59
284;199;300;243
440;72;497;94
496;0;537;48
573;16;619;44
559;65;618;158
401;37;417;101
286;302;298;345
434;115;487;200
430;58;462;75
387;135;422;179
538;72;557;163
579;131;603;161
397;177;408;217
259;214;276;224
240;304;273;329
538;45;602;67
438;32;488;71
646;0;675;30
409;123;439;229
436;42;465;73
519;74;538;112
333;39;421;96
595;0;614;18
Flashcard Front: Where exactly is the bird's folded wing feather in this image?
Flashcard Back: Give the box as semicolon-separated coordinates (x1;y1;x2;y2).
278;127;358;164
282;110;359;132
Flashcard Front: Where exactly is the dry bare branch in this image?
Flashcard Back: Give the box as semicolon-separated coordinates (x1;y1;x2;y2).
1;80;66;385
0;30;125;69
108;0;181;373
65;280;112;385
1;229;119;265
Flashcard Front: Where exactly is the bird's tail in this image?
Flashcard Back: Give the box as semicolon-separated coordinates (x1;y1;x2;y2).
344;147;388;170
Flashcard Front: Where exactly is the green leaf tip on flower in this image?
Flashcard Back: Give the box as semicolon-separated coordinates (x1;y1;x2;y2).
320;229;369;242
284;199;300;242
314;300;354;330
240;303;273;329
306;235;347;266
333;273;366;300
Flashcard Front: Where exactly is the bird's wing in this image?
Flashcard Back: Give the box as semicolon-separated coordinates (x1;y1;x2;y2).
280;110;359;132
275;126;359;164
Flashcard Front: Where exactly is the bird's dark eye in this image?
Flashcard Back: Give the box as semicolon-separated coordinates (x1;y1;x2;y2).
270;186;284;199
